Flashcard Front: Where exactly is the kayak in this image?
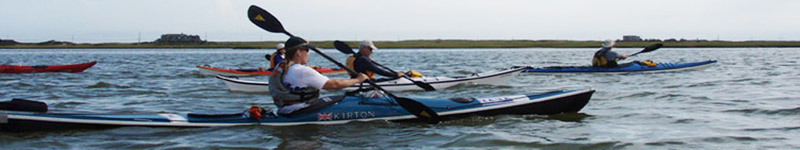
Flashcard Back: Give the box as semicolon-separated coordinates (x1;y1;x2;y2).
216;67;526;93
0;89;594;131
197;65;347;77
520;60;717;74
0;61;97;73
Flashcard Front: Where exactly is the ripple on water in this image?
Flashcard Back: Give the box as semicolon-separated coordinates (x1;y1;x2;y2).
617;91;658;99
742;126;800;132
177;71;208;78
86;81;130;89
51;101;89;109
644;140;687;146
723;107;800;116
687;81;718;88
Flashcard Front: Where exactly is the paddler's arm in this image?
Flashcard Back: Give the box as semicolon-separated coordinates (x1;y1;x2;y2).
322;73;368;90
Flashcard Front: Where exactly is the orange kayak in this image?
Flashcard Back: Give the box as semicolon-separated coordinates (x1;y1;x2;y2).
0;61;97;73
196;65;347;77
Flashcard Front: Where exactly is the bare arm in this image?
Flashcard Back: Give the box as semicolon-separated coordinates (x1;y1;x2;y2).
322;73;368;90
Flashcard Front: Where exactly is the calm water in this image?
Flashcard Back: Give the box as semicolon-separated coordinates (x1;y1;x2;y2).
0;48;798;149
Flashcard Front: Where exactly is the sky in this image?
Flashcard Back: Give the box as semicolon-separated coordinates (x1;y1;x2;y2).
1;0;799;43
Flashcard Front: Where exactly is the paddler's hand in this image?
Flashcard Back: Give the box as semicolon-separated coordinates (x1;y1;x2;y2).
356;73;369;82
396;72;405;77
619;55;628;60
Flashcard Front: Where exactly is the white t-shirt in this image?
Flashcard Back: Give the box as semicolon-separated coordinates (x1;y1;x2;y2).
282;64;330;91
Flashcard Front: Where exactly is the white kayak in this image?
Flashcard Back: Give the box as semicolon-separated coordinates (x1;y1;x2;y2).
216;68;525;93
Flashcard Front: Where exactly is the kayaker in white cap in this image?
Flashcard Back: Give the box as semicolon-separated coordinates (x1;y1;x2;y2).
592;40;628;67
345;40;404;81
269;36;368;115
267;43;286;71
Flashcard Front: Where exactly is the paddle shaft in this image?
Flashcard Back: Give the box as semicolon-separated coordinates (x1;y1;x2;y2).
370;60;420;82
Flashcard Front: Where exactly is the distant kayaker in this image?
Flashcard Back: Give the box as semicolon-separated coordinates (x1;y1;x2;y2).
346;40;404;81
267;43;286;71
592;40;628;67
269;36;368;115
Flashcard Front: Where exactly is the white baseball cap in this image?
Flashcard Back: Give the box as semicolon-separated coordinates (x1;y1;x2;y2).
602;40;616;48
360;40;378;50
276;43;285;49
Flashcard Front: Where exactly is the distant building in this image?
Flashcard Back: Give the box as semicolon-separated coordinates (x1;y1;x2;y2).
155;33;204;44
622;35;643;42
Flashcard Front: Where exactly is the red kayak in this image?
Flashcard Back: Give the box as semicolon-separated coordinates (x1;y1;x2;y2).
0;61;97;73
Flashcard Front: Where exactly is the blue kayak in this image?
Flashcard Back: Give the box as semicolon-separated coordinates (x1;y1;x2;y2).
521;60;717;74
0;89;594;131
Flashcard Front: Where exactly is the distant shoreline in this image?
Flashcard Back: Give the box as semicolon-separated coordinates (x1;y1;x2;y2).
3;40;800;49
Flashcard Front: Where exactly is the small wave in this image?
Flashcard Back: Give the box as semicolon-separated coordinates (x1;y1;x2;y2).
0;78;18;81
655;94;689;100
453;70;474;75
673;118;695;124
177;71;208;78
52;101;88;109
86;82;130;89
687;81;717;88
743;126;800;132
543;113;592;122
644;141;686;146
723;107;800;116
702;136;759;142
16;82;32;87
617;92;657;99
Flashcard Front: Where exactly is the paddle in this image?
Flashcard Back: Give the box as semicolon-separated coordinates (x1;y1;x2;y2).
247;5;441;124
333;40;436;91
628;43;663;57
0;98;48;113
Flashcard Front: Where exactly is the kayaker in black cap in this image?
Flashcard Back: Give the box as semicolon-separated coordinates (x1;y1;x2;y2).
345;40;404;81
269;36;368;115
592;40;628;67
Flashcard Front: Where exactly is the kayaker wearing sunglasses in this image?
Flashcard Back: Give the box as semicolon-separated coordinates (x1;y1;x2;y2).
345;40;404;82
269;36;369;115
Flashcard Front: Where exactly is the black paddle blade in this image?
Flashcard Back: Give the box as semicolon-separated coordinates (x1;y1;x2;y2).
395;97;441;124
333;40;356;54
630;43;664;57
247;5;293;36
409;78;436;91
642;43;664;53
0;98;48;112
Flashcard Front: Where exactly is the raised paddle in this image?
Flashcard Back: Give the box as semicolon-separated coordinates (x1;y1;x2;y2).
333;40;436;91
247;5;441;124
628;43;664;57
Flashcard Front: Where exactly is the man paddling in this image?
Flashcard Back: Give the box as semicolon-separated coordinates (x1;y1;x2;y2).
346;40;404;81
592;40;629;67
269;36;368;115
